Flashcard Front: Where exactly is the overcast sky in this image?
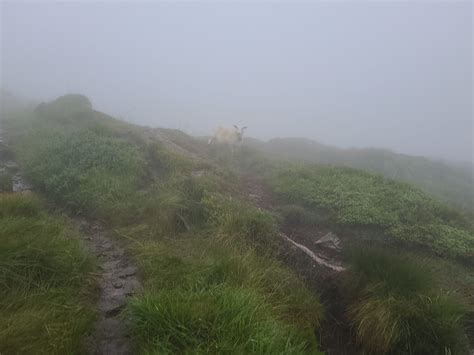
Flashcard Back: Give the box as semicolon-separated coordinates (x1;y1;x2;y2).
1;1;472;162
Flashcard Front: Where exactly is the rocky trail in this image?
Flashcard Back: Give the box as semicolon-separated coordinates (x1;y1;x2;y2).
0;128;141;355
78;219;141;355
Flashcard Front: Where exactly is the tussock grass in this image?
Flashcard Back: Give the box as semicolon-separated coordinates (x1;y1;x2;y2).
345;247;469;354
129;286;320;354
278;204;326;226
0;193;96;354
126;234;323;354
0;172;12;192
203;193;278;250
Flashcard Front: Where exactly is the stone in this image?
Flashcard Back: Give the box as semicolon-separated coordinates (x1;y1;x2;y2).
314;232;341;250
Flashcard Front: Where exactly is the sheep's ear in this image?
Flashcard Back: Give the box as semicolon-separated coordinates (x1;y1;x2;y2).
241;126;247;131
233;125;239;130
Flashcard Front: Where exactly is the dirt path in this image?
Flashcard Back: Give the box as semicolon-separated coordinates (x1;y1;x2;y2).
0;129;140;355
77;219;141;355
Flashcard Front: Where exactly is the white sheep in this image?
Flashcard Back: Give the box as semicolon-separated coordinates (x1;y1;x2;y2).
208;125;247;154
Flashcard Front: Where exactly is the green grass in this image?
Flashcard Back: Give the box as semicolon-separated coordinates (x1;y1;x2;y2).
5;94;472;354
270;165;474;259
123;232;323;354
0;193;96;354
248;137;474;212
119;191;323;354
15;128;145;224
344;247;469;354
203;193;278;250
128;287;318;354
0;172;12;192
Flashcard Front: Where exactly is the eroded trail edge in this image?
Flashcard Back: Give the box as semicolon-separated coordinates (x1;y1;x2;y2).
279;232;346;272
241;174;346;272
77;219;141;355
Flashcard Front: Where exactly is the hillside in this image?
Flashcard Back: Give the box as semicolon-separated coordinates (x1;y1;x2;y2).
1;94;473;354
246;137;474;212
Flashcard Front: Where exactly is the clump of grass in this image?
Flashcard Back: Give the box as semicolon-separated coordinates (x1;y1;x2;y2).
0;193;96;354
0;193;41;218
126;234;323;354
345;247;469;354
203;193;278;250
278;204;326;226
0;173;12;192
128;286;320;354
139;174;215;236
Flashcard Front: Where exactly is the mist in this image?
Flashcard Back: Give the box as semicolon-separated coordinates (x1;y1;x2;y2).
1;1;472;162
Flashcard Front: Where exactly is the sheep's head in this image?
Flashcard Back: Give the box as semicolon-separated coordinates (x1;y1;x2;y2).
233;125;247;142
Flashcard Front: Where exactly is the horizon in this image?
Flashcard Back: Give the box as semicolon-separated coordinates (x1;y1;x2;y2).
2;87;473;167
1;2;472;162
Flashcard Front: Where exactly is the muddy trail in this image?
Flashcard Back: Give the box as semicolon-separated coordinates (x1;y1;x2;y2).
0;129;141;355
240;174;356;354
77;219;141;355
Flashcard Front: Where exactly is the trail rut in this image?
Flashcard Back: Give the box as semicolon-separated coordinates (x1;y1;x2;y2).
78;219;141;355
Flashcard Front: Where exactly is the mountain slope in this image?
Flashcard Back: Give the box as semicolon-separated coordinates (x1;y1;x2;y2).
2;94;472;354
246;137;474;212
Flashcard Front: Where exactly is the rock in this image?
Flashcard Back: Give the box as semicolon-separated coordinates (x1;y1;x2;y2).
5;161;18;168
191;170;204;177
314;232;341;250
123;278;141;295
118;266;138;278
112;280;124;289
12;173;32;192
102;298;126;317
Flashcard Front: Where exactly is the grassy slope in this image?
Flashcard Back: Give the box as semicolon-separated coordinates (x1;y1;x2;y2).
0;193;96;354
226;147;474;354
246;137;474;212
3;95;472;354
3;96;324;354
270;164;474;260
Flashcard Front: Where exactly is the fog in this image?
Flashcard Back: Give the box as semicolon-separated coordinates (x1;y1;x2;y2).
1;1;472;162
